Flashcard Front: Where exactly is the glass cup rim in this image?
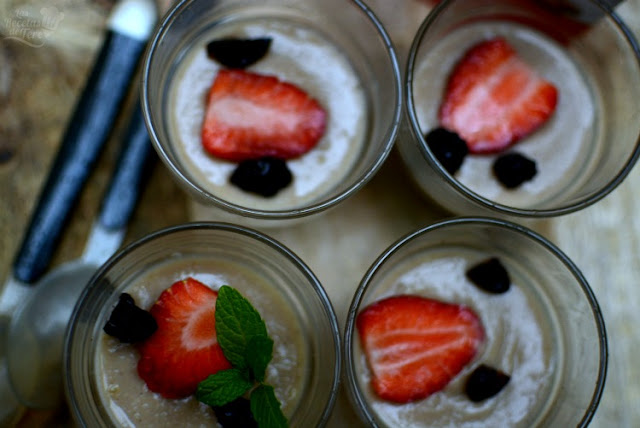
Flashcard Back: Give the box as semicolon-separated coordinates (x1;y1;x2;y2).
141;0;402;221
343;216;608;427
64;221;342;426
404;0;640;218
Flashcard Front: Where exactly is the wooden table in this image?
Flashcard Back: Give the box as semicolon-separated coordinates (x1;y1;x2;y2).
1;0;639;426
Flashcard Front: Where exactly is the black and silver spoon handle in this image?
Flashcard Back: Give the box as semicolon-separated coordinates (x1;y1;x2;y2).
11;0;156;284
4;98;156;411
82;100;156;266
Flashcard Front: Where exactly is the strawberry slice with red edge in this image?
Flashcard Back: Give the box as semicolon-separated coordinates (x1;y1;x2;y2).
201;69;327;162
356;295;485;403
439;37;558;154
137;277;232;399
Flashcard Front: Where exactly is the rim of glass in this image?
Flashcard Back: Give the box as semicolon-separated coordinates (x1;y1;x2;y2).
404;0;640;218
343;216;608;427
141;0;402;221
64;221;342;426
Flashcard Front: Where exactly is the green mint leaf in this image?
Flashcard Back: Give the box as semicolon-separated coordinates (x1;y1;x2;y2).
250;384;288;428
196;368;253;407
215;285;271;370
211;286;286;426
247;335;274;382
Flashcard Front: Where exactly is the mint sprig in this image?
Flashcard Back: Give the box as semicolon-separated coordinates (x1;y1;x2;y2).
246;335;274;383
214;285;274;377
196;368;253;407
251;385;289;428
197;285;287;428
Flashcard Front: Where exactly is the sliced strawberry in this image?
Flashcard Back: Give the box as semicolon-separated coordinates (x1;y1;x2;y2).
137;277;232;399
439;37;558;154
201;69;327;162
356;295;484;403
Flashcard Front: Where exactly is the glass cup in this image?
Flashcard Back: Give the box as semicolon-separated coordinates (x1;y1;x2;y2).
344;217;607;427
142;0;401;224
400;0;640;217
64;222;341;427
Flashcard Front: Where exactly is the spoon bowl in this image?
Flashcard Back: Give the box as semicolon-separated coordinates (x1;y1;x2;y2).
0;0;157;421
7;262;97;408
2;98;156;413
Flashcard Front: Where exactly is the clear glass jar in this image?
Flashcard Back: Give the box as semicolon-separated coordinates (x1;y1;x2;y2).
142;0;401;225
400;0;640;217
64;222;341;427
344;217;607;427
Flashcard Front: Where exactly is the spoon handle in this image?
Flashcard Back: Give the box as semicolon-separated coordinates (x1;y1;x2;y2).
98;102;156;231
11;0;156;284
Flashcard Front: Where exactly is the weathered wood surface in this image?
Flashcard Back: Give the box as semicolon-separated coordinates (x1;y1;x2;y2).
1;0;639;425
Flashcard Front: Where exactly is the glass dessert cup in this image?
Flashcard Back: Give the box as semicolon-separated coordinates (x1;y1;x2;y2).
142;0;401;224
64;222;341;427
400;0;640;217
344;217;607;427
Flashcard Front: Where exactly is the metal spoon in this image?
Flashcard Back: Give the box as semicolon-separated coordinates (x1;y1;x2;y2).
6;100;156;410
0;0;156;421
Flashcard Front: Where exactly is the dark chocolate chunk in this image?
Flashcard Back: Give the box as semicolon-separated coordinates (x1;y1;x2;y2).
492;152;537;189
213;397;258;428
103;293;157;343
425;127;469;175
206;38;272;69
466;257;511;294
230;157;292;197
465;364;511;402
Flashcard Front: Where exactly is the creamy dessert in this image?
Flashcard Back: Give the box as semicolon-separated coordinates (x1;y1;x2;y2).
96;257;307;427
168;18;368;210
352;247;561;427
413;22;599;208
